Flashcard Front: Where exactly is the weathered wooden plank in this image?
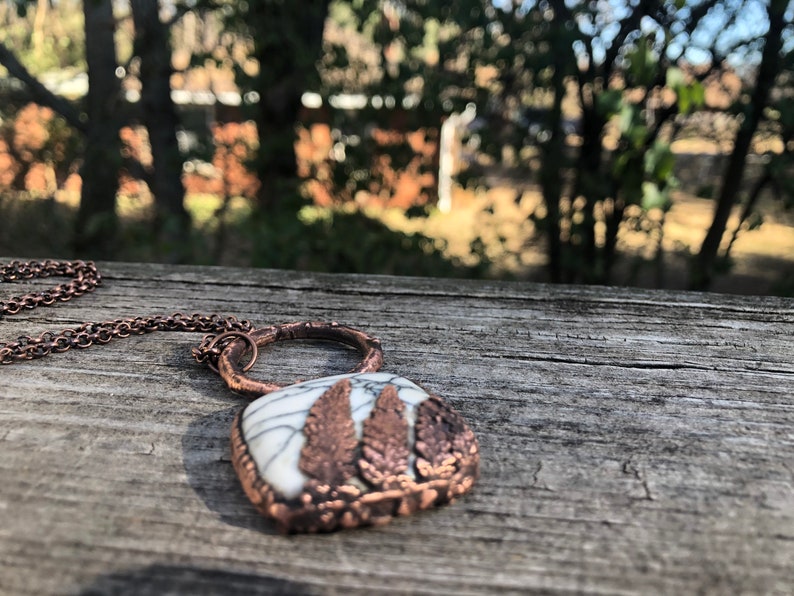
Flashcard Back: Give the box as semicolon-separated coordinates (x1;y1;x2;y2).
1;260;792;595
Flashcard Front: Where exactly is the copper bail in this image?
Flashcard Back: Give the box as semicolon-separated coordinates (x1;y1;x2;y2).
216;321;384;398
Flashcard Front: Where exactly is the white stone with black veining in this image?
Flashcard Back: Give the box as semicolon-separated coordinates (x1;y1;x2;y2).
240;372;430;499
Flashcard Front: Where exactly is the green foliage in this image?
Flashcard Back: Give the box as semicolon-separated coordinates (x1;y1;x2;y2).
243;202;488;277
0;0;85;75
645;141;676;182
0;194;74;256
666;67;706;115
625;37;658;88
641;182;671;212
597;90;623;118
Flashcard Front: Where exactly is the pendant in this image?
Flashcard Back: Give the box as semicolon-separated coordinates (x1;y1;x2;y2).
214;323;479;533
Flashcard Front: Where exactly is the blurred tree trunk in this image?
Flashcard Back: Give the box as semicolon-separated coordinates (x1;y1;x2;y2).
541;2;570;284
248;0;331;210
131;0;191;261
75;0;121;257
690;0;786;290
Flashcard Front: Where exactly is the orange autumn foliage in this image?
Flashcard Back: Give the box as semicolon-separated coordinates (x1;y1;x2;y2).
2;105;435;209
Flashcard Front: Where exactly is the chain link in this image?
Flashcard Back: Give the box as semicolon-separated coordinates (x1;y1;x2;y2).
0;259;255;368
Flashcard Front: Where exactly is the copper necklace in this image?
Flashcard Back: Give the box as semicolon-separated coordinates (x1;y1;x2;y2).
1;259;479;533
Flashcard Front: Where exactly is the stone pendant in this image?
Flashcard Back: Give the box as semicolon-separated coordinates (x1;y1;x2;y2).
230;372;479;533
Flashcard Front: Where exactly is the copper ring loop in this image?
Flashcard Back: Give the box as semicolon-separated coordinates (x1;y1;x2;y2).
216;321;383;399
204;330;259;374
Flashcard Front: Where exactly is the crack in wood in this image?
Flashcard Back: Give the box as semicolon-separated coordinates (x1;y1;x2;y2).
622;460;655;501
491;353;715;371
531;461;555;492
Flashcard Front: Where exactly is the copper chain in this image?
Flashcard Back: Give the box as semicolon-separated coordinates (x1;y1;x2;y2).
0;259;254;368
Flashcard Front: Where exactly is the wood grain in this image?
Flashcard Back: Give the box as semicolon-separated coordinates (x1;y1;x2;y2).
1;260;792;595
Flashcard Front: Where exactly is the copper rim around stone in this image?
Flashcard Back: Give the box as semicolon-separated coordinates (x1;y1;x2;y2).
230;377;480;534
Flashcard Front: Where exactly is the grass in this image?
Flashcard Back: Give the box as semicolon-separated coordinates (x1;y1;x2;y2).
1;184;792;295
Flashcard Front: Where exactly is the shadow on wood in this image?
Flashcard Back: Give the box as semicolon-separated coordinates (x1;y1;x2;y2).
78;563;316;595
181;406;280;535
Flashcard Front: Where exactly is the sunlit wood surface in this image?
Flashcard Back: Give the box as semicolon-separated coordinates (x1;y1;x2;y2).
1;260;792;595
